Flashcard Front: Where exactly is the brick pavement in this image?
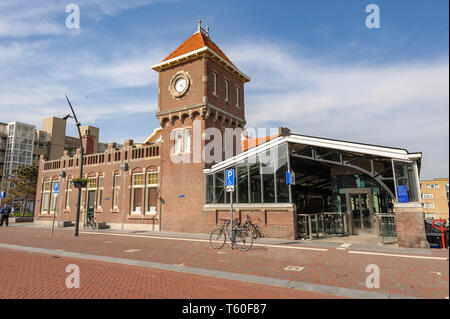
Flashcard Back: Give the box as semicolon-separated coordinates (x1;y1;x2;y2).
0;225;448;299
0;248;339;299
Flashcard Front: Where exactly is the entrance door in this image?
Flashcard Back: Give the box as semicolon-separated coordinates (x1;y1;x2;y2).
349;194;372;232
345;189;374;235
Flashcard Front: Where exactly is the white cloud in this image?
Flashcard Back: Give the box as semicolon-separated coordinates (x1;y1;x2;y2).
227;40;449;179
0;0;175;38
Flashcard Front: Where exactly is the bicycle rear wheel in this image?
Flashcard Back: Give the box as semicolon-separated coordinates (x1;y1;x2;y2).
210;228;226;249
234;230;253;251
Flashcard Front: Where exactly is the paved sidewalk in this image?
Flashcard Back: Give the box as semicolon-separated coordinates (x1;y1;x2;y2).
0;225;448;299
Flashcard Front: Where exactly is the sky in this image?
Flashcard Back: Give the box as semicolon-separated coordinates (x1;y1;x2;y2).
0;0;448;180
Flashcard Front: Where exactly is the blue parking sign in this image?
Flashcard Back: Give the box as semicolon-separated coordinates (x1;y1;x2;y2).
226;169;234;192
0;191;5;198
53;182;59;194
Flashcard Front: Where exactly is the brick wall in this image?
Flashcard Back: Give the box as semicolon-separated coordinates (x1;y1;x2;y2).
394;204;429;248
34;142;161;229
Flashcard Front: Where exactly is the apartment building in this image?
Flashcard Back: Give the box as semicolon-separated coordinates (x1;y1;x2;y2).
420;178;449;219
1;117;104;188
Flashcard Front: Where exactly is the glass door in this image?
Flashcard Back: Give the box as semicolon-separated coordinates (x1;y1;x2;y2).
87;190;95;212
346;189;374;235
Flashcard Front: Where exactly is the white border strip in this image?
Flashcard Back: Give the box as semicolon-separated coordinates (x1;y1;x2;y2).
348;250;448;261
82;231;328;252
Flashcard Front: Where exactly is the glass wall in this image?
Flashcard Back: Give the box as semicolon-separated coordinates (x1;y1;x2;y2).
237;160;249;203
205;143;290;204
249;156;261;203
331;174;393;214
393;160;420;203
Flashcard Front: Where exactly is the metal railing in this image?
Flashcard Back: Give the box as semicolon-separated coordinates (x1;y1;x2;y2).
297;212;347;239
374;214;397;243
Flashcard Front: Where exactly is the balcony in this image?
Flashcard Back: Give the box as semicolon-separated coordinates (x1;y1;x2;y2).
42;144;159;171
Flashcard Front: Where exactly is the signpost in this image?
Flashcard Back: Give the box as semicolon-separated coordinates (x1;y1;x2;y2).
226;169;235;248
0;191;5;207
51;183;59;234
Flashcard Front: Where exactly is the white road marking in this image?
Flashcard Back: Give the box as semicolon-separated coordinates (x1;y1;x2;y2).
348;250;448;261
82;231;328;252
284;266;304;272
430;271;442;276
124;249;141;253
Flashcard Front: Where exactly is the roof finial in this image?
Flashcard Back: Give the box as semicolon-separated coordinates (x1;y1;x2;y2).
197;18;201;31
206;26;209;37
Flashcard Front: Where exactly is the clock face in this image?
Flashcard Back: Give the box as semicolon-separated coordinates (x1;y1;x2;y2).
175;77;187;93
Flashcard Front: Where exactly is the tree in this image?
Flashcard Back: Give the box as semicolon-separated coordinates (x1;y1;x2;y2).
6;166;38;216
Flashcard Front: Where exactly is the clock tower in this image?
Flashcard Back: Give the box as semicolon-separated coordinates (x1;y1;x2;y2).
151;20;250;233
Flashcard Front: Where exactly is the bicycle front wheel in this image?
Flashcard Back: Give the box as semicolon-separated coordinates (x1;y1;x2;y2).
235;230;253;251
210;229;226;249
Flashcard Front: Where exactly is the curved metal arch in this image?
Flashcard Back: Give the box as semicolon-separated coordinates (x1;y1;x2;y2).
291;149;396;199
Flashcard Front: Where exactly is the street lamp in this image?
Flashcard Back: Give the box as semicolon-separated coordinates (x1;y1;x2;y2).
63;94;84;237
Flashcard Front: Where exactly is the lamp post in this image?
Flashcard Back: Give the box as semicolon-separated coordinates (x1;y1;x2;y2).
63;94;84;237
120;163;129;229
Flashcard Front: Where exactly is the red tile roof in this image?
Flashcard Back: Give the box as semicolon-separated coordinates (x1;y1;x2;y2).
241;134;280;152
162;31;236;67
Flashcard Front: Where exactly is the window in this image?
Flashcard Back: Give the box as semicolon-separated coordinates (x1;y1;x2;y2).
184;129;191;153
426;184;440;189
49;181;57;215
173;128;191;154
206;174;214;204
224;80;229;101
65;178;72;209
215;171;225;204
237;160;249;203
249;156;261;203
145;172;158;214
260;151;275;203
393;160;419;202
131;173;144;214
113;174;120;209
422;193;433;200
96;176;103;209
41;181;51;213
275;144;290;203
235;87;240;108
174;130;183;154
212;72;217;95
424;202;435;209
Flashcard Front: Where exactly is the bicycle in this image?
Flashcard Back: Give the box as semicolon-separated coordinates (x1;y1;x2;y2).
210;218;253;251
83;211;97;230
242;215;263;239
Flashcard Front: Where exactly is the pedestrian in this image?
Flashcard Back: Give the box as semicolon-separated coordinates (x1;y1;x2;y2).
0;203;11;227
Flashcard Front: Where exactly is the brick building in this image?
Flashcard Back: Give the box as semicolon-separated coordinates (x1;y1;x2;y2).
34;22;429;248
